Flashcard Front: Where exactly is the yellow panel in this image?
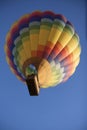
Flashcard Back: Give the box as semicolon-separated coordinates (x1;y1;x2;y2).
19;59;24;67
38;59;52;87
44;72;63;86
73;45;81;60
58;31;74;47
18;49;27;66
38;59;64;88
48;27;62;44
66;37;79;54
22;38;31;58
30;34;39;51
39;29;50;46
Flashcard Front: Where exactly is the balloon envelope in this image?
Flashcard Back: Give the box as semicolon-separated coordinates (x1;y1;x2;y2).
5;11;81;89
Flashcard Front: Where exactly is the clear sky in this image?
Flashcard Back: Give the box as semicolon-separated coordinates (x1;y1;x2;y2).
0;0;87;130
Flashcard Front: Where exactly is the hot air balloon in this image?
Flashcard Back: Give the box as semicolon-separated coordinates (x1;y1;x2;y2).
4;11;81;96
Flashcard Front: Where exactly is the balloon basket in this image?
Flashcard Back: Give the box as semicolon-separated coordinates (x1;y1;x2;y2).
26;74;40;96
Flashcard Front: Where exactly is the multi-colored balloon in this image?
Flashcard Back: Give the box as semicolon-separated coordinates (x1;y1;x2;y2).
4;11;81;95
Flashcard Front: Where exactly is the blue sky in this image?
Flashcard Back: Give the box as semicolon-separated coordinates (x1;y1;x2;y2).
0;0;87;130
